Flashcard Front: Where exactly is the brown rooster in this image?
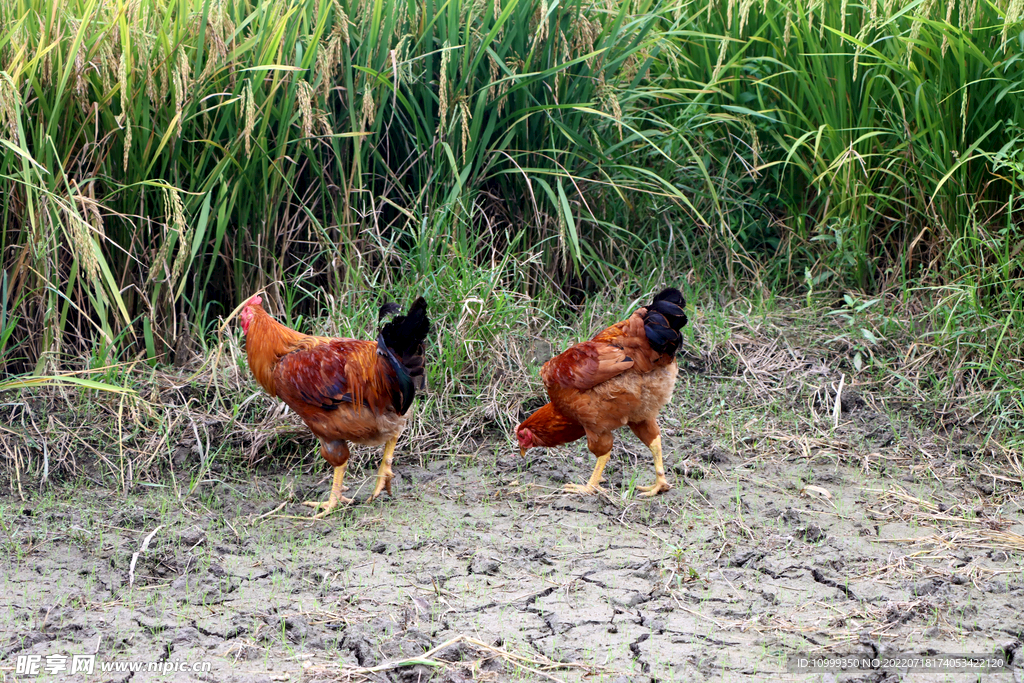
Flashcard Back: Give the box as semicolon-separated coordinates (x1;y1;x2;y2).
516;288;687;496
239;295;429;517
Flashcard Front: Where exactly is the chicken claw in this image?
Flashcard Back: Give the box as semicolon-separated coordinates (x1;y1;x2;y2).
636;477;672;496
302;465;353;518
563;453;611;496
637;436;671;497
302;495;354;518
563;482;607;495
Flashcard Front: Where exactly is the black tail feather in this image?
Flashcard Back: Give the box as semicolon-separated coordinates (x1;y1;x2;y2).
378;297;430;413
643;288;687;355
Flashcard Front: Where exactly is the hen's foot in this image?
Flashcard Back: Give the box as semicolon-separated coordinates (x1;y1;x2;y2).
636;477;672;497
302;494;354;518
563;482;607;495
368;468;394;501
563;452;612;496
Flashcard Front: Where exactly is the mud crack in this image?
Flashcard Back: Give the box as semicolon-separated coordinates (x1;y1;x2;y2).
629;632;651;673
810;567;857;600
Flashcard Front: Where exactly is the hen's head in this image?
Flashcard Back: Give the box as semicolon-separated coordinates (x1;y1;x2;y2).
515;424;537;457
239;294;262;334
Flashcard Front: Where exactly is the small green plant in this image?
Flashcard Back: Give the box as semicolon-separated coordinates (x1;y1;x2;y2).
827;293;883;372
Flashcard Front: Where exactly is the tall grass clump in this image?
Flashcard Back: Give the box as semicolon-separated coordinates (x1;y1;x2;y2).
643;0;1022;294
0;0;689;375
595;0;1024;435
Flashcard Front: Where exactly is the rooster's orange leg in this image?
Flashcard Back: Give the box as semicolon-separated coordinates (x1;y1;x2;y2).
335;459;350;492
564;453;611;495
303;464;354;518
636;435;671;496
369;437;398;501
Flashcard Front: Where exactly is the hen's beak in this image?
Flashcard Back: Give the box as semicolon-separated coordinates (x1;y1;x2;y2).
519;448;527;457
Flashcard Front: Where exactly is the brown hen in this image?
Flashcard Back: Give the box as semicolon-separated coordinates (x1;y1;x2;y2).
516;288;687;496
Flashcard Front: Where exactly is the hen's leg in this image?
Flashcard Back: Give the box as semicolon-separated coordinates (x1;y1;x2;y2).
566;431;614;495
629;420;671;496
368;436;398;501
564;453;611;494
335;459;350;492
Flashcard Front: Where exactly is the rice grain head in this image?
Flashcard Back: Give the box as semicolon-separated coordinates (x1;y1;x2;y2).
173;49;191;137
711;37;729;84
743;117;760;172
199;0;233;82
1003;0;1023;48
315;48;332;96
298;79;314;142
158;42;169;102
36;14;54;86
336;2;351;45
738;0;755;35
242;79;255;157
360;86;376;132
438;41;451;136
317;110;333;137
99;40;115;91
940;0;954;56
907;0;935;66
0;72;20;141
165;186;192;288
487;52;499;102
531;0;549;51
571;13;598;66
458;96;472;164
65;204;101;288
120;51;132;170
393;35;412;86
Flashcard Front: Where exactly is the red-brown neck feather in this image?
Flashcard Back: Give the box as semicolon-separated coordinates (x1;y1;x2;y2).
518;403;586;449
244;305;310;397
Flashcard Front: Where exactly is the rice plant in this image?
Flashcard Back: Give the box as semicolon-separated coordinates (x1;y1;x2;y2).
0;0;688;373
2;0;1023;440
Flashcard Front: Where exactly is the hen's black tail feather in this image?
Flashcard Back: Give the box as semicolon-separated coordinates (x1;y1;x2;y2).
378;297;430;414
642;287;687;356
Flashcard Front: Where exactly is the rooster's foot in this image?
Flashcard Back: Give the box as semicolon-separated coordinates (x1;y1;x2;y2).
636;477;672;497
302;495;354;518
368;469;394;501
563;482;607;496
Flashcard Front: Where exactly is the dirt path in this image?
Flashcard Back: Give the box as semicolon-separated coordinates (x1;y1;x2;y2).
2;372;1024;682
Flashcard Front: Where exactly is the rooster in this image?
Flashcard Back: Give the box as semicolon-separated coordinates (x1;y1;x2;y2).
239;295;429;517
516;288;687;496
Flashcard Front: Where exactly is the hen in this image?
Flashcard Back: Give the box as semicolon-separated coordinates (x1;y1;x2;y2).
516;288;687;496
240;295;429;517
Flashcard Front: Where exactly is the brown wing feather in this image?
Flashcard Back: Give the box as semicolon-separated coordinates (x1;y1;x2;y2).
540;341;634;390
593;311;661;373
542;309;669;391
273;340;387;414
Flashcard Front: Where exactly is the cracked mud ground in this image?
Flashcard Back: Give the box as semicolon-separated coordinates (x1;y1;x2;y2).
3;371;1024;682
